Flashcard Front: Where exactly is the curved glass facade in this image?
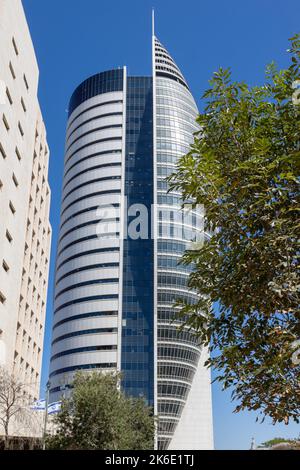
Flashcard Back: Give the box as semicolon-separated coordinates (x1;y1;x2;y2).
68;69;124;117
49;70;124;398
154;38;209;449
49;35;213;450
154;37;206;450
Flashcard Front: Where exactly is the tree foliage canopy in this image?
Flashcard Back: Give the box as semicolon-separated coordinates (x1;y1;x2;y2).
260;437;297;448
46;372;155;450
168;34;300;424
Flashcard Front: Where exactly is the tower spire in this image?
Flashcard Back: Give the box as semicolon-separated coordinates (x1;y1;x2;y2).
152;8;155;37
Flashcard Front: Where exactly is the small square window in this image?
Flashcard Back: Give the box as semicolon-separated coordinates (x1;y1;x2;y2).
21;97;26;112
18;121;24;137
0;291;6;304
9;62;16;79
15;146;21;161
23;74;29;90
6;230;12;243
2;260;9;273
6;88;13;105
12;173;19;187
9;201;16;214
0;142;7;159
3;114;10;131
12;37;19;56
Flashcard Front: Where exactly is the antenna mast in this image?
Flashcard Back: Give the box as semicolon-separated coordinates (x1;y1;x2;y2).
152;9;155;37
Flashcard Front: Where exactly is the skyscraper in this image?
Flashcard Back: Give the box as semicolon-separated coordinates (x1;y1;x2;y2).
49;26;213;450
0;0;51;402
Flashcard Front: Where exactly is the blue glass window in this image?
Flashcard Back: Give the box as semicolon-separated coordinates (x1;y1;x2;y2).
121;77;154;406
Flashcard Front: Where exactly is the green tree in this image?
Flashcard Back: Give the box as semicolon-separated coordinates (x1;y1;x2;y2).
168;34;300;424
260;437;295;447
46;372;155;450
259;437;300;449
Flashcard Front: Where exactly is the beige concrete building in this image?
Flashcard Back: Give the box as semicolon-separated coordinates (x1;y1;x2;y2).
0;0;51;402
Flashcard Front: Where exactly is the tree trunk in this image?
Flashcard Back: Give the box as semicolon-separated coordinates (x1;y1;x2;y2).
4;422;9;450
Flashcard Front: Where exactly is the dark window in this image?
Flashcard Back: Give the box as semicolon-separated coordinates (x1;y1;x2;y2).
61;189;121;216
63;163;121;191
55;278;119;300
121;77;154;407
51;345;117;362
52;327;118;345
68;69;123;117
54;294;118;314
56;246;119;271
64;149;122;178
53;311;118;330
66;124;122;153
62;176;121;202
49;363;117;378
67;112;122;141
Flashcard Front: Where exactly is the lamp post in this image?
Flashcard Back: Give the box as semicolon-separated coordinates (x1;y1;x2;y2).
42;380;50;450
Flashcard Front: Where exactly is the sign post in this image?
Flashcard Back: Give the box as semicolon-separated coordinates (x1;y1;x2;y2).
42;380;50;450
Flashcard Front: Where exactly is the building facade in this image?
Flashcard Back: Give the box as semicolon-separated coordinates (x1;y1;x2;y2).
0;0;51;402
49;32;213;449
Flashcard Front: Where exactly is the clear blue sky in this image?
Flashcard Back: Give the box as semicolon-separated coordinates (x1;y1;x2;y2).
22;0;299;450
